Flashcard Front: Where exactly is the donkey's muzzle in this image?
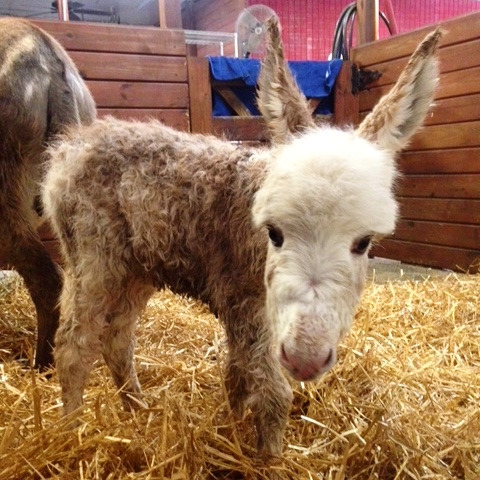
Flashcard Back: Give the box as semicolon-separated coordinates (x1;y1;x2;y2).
279;342;336;381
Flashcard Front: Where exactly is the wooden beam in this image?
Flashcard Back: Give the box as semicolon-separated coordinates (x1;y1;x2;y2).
212;117;268;142
158;0;167;27
356;0;378;46
352;12;480;67
371;239;480;273
214;87;252;117
158;0;182;28
33;20;187;56
187;56;213;134
333;61;359;126
86;81;189;109
68;51;187;82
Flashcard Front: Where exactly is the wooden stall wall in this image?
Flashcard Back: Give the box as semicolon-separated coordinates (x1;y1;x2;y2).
351;12;480;272
32;19;189;131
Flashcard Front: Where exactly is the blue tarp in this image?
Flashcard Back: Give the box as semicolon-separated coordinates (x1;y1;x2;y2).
208;57;343;116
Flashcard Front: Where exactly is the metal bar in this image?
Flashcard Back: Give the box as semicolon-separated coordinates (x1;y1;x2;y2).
57;0;69;21
184;29;237;56
233;33;238;57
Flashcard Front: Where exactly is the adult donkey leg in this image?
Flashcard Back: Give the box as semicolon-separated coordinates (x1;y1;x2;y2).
3;223;61;370
0;153;61;370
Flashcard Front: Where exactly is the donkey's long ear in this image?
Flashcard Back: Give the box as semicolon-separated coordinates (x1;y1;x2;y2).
257;16;315;144
356;29;442;153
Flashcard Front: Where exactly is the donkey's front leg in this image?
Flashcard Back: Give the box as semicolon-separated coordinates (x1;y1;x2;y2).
247;351;292;459
225;310;293;460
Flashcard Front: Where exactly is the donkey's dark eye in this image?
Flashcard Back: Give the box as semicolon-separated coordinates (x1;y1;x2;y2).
351;235;373;255
267;225;284;248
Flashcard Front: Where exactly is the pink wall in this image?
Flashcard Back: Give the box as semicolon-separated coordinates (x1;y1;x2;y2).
248;0;480;60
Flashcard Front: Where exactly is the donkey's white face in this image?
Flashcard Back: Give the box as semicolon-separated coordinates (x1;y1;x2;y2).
254;17;441;381
253;129;397;380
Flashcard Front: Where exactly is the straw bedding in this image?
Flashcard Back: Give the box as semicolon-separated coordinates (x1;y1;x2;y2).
0;270;478;479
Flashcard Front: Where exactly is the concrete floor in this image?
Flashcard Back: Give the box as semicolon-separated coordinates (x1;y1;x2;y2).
368;256;452;283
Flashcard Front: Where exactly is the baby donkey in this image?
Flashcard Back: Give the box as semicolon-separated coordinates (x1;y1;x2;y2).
43;17;441;465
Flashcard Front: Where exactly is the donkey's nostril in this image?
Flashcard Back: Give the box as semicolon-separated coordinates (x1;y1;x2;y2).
324;348;333;367
317;347;336;372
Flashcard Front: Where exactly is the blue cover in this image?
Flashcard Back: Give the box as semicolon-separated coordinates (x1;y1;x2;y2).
208;57;343;116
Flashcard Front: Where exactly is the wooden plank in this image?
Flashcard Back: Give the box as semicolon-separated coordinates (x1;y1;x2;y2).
359;67;480;112
359;94;480;126
333;61;359;126
215;87;252;117
86;81;189;109
398;148;480;175
355;39;480;86
212;117;267;142
352;11;480;66
164;0;182;28
159;0;167;28
408;121;480;150
31;19;186;56
70;52;187;82
397;174;480;199
188;56;213;134
371;239;480;273
356;0;379;46
398;198;480;224
436;66;480;100
363;100;480;128
97;108;189;131
357;85;387;112
424;94;480;126
392;220;480;250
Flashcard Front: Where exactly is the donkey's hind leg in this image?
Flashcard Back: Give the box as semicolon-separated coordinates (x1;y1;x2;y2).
55;271;115;416
0;141;61;370
102;280;155;410
1;219;61;370
8;237;61;370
